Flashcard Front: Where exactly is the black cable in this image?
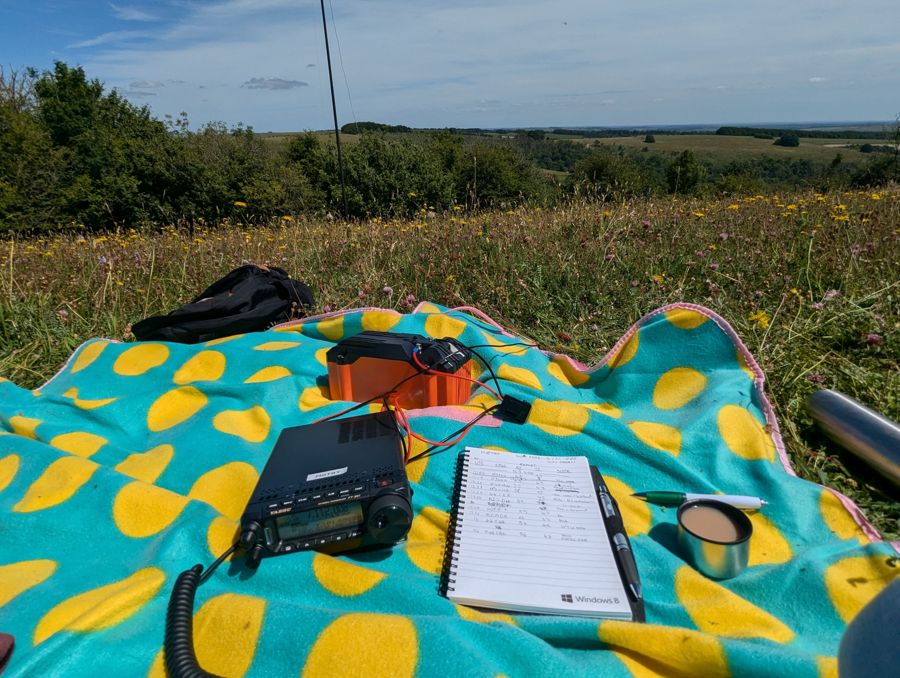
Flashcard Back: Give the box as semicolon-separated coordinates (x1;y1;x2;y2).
406;405;499;464
314;368;427;426
164;543;238;678
465;346;505;399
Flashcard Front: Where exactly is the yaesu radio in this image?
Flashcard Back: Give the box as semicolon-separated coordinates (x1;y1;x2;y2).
239;411;413;567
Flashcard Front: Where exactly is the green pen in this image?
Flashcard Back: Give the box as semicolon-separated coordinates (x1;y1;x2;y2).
632;491;767;510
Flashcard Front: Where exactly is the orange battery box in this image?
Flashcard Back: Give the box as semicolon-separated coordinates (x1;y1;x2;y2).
326;331;473;409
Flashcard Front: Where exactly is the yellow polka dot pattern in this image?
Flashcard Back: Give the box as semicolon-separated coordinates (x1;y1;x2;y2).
113;343;169;376
313;554;387;596
14;456;99;513
405;507;449;574
147;386;208;431
0;559;57;608
33;567;165;645
213;405;271;443
302;613;418;678
675;566;794;643
652;367;707;410
717;405;775;462
0;453;20;493
824;555;899;623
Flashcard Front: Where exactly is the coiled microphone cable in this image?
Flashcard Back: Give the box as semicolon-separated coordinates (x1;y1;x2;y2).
164;525;259;678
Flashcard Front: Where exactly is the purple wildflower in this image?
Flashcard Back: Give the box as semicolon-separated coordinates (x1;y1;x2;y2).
708;263;719;271
718;232;729;241
383;286;394;296
825;289;840;299
323;304;332;313
811;302;825;311
805;373;826;384
864;333;882;346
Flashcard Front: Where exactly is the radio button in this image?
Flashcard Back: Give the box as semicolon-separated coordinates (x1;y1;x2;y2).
267;502;280;510
297;496;309;503
353;485;365;493
339;489;350;495
315;537;328;546
281;500;293;507
311;494;323;501
325;491;337;498
333;533;345;542
302;541;313;549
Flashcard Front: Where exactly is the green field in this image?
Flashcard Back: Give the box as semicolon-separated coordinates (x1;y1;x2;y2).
578;133;891;164
1;189;897;538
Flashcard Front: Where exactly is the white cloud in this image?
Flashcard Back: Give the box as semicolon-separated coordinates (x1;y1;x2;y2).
242;77;309;90
76;0;900;129
809;76;828;83
70;30;151;49
110;4;158;22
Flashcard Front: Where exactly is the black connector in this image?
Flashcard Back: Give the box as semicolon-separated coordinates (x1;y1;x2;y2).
497;395;531;424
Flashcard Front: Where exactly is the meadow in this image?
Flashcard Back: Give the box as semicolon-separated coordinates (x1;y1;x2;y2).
0;189;897;537
579;133;890;165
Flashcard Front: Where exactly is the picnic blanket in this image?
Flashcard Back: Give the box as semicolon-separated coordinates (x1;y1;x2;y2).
0;302;896;677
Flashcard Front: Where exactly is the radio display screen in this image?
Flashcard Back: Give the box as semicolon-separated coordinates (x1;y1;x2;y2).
275;501;364;540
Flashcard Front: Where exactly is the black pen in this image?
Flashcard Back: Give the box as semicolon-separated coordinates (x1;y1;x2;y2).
612;532;642;601
594;474;642;601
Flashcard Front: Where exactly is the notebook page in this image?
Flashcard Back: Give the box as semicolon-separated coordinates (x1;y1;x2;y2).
448;447;632;618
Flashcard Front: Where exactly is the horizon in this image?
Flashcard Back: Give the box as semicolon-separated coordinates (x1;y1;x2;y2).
2;1;900;132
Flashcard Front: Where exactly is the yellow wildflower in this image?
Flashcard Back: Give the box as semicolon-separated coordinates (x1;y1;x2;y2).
234;201;247;208
748;310;770;329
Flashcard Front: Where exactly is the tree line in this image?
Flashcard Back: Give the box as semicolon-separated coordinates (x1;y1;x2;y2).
1;62;898;233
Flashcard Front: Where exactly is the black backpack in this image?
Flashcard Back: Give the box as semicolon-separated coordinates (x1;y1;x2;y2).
132;265;315;344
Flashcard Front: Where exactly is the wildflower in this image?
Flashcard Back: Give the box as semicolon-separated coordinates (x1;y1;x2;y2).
694;250;705;258
718;232;729;241
825;289;840;299
358;290;366;299
281;215;293;222
650;274;665;285
383;286;394;296
805;373;825;384
641;219;651;227
98;255;108;265
870;192;882;200
56;308;69;321
708;263;719;271
811;302;825;311
445;274;455;283
323;304;332;313
407;192;417;198
692;211;705;218
727;204;740;210
590;324;600;332
707;244;717;251
864;333;882;346
748;310;771;329
234;201;247;208
604;253;615;261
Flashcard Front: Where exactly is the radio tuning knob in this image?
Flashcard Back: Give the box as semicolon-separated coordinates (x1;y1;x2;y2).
367;494;413;544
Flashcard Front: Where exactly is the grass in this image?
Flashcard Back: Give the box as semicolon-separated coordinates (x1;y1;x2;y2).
579;133;886;164
1;189;897;538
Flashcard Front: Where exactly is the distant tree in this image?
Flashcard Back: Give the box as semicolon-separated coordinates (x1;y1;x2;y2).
666;149;706;194
859;143;874;153
569;150;652;198
774;132;800;147
644;134;656;143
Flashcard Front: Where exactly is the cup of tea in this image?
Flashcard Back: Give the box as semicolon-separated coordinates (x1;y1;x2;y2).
677;499;752;579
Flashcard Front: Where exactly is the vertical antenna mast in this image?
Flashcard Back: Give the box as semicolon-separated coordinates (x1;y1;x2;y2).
320;0;347;216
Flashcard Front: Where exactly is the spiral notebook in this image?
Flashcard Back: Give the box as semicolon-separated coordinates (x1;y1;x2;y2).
442;446;644;621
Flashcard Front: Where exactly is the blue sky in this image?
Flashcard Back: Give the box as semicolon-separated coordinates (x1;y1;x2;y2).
2;0;899;131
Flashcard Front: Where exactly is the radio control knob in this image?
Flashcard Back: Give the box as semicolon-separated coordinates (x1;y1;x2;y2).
367;494;412;544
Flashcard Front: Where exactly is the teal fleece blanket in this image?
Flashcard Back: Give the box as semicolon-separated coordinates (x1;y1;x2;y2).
0;302;896;677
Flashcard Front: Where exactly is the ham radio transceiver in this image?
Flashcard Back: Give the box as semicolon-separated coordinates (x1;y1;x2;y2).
239;411;413;567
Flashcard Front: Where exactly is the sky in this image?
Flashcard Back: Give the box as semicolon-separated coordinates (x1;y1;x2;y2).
2;0;899;132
